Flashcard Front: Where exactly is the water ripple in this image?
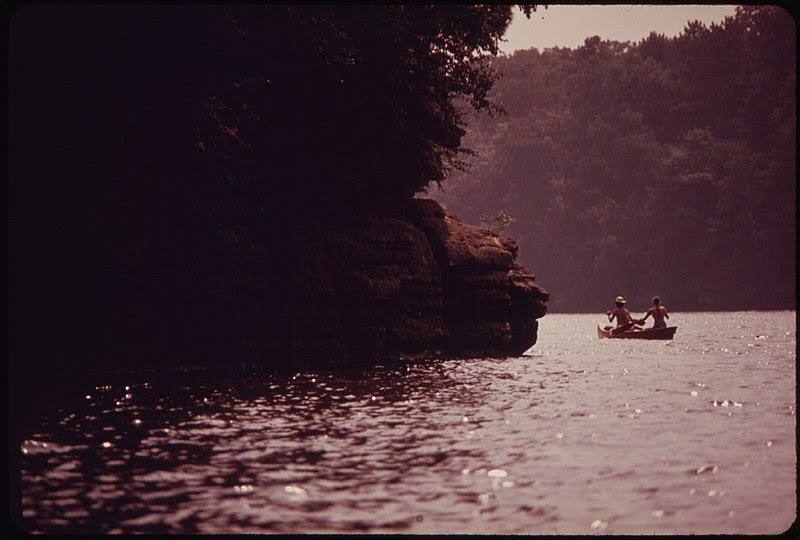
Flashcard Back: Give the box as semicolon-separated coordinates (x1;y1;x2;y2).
18;312;796;534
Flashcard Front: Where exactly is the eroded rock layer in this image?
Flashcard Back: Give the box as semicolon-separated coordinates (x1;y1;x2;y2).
280;198;549;365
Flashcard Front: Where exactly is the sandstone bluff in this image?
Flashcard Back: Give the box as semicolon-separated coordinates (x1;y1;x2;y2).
236;198;549;366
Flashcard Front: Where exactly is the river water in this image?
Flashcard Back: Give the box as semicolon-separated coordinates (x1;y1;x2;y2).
17;311;796;534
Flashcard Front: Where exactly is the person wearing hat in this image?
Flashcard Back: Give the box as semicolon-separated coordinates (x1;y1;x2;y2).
606;296;639;332
640;296;670;329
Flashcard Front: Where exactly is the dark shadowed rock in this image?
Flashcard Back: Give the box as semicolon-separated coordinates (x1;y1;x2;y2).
275;198;549;365
289;215;447;366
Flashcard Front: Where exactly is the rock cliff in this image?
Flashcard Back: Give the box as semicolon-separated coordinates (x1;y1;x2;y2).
276;198;549;366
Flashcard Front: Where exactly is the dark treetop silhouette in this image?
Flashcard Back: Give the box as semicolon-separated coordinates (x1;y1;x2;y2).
9;5;547;396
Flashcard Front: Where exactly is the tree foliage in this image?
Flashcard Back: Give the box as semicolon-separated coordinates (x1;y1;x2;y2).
195;5;531;219
436;6;795;311
10;5;536;371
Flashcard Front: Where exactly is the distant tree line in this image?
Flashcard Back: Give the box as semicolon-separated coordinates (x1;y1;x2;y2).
435;6;795;311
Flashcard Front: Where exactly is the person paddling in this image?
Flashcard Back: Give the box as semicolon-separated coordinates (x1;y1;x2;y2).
640;296;669;329
606;296;640;333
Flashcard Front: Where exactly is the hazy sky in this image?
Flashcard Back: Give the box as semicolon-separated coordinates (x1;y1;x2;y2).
500;4;739;53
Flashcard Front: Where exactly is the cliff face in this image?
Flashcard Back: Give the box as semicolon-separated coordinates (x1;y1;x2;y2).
279;198;549;366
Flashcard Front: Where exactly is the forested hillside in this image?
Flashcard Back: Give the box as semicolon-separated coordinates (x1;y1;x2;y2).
434;6;795;312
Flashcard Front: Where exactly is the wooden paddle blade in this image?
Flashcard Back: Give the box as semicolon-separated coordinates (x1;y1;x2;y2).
611;321;634;335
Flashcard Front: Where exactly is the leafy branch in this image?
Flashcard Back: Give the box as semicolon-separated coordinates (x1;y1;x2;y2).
479;210;515;235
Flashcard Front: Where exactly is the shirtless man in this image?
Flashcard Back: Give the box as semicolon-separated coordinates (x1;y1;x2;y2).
607;296;639;331
641;296;669;329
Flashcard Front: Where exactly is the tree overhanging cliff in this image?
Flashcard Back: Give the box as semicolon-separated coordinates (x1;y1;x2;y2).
10;5;548;379
194;5;534;214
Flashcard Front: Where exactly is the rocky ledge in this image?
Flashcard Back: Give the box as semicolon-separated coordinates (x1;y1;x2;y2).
281;198;549;365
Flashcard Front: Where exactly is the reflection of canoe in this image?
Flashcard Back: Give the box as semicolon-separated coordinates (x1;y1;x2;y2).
597;325;677;340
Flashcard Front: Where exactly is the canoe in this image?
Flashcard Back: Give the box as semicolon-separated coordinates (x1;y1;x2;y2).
597;325;677;340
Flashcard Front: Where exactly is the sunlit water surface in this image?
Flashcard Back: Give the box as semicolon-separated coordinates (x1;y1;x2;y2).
19;312;796;534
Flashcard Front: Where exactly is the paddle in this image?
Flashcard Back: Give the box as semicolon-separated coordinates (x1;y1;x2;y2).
611;322;635;335
611;319;646;335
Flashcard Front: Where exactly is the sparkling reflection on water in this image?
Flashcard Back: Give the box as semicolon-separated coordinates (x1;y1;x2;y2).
19;312;796;534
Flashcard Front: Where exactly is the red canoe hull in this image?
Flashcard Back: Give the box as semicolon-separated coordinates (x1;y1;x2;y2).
597;325;677;340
